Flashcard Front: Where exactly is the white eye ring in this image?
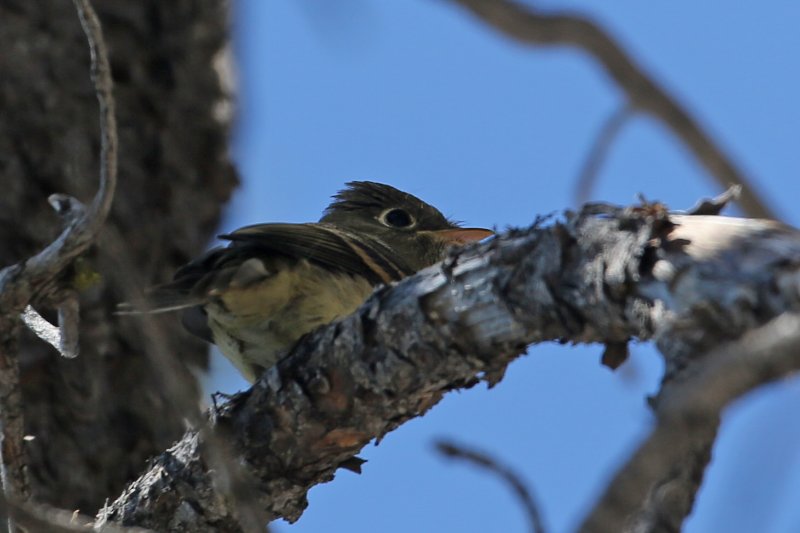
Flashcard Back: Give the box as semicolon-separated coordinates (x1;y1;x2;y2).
379;208;416;229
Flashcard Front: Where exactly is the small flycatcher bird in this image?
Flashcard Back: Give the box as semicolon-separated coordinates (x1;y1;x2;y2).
126;181;493;383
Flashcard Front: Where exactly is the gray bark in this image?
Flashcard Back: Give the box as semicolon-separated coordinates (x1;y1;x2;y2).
99;204;800;531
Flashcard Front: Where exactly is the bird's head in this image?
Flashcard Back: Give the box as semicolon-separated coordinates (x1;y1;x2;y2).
320;181;493;271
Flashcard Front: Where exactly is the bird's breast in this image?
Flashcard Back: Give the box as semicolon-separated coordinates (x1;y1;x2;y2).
205;260;376;382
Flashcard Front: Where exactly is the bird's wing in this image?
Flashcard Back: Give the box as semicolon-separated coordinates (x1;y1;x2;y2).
118;223;413;316
220;223;415;284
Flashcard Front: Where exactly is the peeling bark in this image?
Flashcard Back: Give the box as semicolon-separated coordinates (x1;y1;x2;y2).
99;202;800;531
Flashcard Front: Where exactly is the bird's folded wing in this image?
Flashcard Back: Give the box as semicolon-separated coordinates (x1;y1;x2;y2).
119;223;414;315
221;223;414;285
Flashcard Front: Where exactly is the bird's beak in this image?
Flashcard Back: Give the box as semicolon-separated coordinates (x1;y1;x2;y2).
430;227;494;245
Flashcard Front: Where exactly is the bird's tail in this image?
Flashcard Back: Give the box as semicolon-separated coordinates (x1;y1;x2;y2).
115;285;205;315
117;246;229;315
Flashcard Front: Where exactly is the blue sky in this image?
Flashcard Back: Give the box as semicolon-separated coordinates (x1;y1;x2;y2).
208;1;800;531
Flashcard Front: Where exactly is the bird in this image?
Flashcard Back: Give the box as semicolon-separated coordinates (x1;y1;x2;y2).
123;181;493;383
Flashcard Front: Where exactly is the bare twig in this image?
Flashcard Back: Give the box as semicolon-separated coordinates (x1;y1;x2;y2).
0;0;117;313
437;440;546;533
574;104;635;206
71;0;117;226
0;0;117;520
447;0;776;220
3;1;260;525
581;312;800;533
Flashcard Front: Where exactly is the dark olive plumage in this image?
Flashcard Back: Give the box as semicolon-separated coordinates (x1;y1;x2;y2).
129;181;492;382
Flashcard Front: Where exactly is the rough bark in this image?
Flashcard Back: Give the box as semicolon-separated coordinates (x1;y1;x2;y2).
98;203;800;531
0;0;236;512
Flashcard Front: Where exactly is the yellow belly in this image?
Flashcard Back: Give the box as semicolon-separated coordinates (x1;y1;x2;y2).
206;260;375;382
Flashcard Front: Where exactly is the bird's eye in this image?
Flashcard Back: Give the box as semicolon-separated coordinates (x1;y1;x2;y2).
380;208;415;228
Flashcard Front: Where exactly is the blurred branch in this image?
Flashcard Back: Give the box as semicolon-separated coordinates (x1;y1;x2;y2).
581;312;800;533
437;440;546;533
99;196;800;530
574;104;635;206
447;0;776;220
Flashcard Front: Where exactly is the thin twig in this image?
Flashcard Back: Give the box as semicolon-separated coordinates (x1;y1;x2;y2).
0;0;264;527
0;0;117;309
580;312;800;532
71;0;117;225
436;440;546;533
0;0;117;520
447;0;776;220
574;104;635;206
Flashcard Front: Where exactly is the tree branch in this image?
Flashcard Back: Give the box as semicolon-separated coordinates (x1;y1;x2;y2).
0;0;116;523
581;312;800;532
1;0;236;515
98;196;800;531
446;0;775;220
0;0;116;314
436;440;546;533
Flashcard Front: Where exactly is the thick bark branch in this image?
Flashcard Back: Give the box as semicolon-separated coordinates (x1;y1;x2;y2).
100;206;658;530
99;200;800;531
